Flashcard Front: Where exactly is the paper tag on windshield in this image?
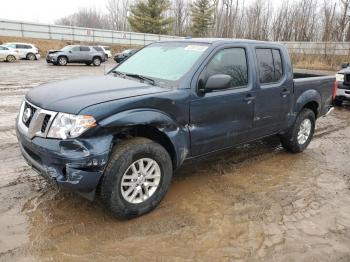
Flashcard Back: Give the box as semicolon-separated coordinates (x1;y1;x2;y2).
184;45;208;52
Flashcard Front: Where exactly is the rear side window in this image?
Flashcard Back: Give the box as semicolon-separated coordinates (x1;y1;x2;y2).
93;46;103;51
204;47;248;88
80;46;90;51
256;48;284;84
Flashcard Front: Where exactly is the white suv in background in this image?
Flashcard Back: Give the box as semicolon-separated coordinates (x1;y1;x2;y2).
3;43;40;60
100;46;112;59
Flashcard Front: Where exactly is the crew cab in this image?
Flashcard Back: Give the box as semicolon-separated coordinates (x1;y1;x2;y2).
16;39;335;219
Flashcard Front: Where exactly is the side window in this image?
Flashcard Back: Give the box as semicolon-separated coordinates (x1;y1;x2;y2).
24;45;31;49
256;48;284;84
71;46;80;52
256;49;275;84
80;46;90;52
202;48;248;89
16;44;24;49
272;49;283;81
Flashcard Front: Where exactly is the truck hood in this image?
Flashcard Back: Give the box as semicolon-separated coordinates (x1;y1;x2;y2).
26;75;170;114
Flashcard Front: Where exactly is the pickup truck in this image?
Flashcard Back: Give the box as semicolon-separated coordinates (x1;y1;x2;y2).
335;63;350;105
16;39;335;219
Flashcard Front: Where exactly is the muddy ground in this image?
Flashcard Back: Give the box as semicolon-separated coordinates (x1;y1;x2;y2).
0;60;349;262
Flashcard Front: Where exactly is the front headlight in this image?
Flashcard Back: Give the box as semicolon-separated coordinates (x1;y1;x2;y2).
47;113;96;139
336;73;344;82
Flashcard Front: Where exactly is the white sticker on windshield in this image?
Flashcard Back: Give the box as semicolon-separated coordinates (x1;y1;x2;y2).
184;45;208;52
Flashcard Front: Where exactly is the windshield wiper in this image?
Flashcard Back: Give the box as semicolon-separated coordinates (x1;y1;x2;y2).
112;71;156;86
126;73;155;85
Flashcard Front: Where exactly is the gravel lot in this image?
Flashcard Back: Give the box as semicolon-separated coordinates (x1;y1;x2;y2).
0;60;350;261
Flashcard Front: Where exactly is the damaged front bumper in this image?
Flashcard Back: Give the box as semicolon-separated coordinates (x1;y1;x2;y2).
16;125;113;200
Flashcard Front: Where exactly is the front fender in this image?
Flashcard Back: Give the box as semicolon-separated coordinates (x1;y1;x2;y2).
99;108;190;167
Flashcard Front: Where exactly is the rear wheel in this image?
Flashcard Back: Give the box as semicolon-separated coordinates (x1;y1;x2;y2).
26;53;36;61
100;138;173;219
280;108;315;153
57;56;68;66
92;57;101;66
6;55;16;62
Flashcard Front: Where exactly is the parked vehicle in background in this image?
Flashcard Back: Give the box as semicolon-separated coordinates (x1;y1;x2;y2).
335;63;350;105
114;49;138;63
46;45;106;66
91;46;106;59
3;43;40;60
0;45;20;62
17;39;335;219
101;46;112;59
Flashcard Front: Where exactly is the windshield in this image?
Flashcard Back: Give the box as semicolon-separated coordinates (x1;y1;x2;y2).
114;42;209;82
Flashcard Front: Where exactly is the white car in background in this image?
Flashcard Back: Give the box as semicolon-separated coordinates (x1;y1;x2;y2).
100;46;112;59
0;45;20;62
3;42;40;60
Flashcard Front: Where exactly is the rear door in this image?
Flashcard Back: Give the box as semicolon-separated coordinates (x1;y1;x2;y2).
253;48;292;135
190;45;255;156
80;46;92;61
16;44;29;58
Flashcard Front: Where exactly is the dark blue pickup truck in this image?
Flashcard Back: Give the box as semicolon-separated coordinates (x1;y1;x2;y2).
16;39;335;219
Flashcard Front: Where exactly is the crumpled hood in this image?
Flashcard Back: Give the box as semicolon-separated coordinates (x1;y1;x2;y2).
26;75;170;114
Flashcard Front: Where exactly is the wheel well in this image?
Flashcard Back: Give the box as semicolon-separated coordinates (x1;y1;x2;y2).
58;55;68;62
303;101;318;118
93;56;101;60
115;125;177;168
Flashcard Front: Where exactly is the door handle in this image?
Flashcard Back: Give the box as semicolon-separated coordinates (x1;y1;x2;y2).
244;94;256;102
281;89;291;96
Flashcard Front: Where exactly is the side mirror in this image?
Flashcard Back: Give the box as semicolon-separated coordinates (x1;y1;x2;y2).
341;62;349;69
69;50;72;53
203;74;232;92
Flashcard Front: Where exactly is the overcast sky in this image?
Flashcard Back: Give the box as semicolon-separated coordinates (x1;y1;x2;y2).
1;0;281;25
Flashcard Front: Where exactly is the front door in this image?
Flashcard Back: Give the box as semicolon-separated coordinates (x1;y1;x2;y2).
190;47;255;156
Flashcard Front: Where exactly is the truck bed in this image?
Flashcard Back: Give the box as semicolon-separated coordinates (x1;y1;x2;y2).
293;71;335;117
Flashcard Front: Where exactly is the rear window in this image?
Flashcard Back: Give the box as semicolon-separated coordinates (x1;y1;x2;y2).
256;48;284;84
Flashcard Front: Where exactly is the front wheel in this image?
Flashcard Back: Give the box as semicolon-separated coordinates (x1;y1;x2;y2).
100;138;173;219
57;56;68;66
334;99;343;106
280;108;315;153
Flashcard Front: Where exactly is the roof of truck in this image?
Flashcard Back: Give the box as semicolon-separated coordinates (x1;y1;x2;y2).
160;38;283;46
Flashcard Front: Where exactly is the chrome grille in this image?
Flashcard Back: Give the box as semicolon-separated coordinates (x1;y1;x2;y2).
18;100;57;139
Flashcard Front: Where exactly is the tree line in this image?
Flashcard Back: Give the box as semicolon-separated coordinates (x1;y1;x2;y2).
55;0;350;42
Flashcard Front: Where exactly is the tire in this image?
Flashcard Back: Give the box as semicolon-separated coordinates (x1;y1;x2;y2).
100;137;173;219
280;108;316;153
6;55;16;62
334;99;343;106
105;54;108;60
57;56;68;66
26;53;36;61
92;57;102;66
